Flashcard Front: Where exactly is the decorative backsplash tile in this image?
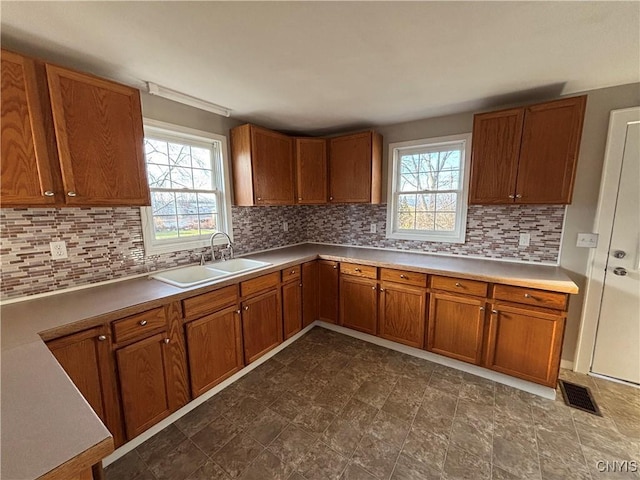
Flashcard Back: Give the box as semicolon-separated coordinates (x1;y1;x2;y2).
302;204;564;263
0;203;564;300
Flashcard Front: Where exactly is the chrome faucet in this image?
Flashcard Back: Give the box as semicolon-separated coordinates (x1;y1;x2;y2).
210;231;234;261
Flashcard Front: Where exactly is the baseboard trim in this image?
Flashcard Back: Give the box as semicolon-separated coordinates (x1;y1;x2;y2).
316;321;557;401
560;359;574;370
102;322;316;467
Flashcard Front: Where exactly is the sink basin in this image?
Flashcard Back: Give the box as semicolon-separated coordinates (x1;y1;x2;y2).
208;258;271;274
150;258;272;288
150;265;229;288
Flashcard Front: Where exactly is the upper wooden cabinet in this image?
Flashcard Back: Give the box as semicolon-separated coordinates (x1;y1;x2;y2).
295;137;327;204
328;131;382;204
231;124;295;205
46;65;149;205
1;50;57;206
469;95;586;205
0;49;150;207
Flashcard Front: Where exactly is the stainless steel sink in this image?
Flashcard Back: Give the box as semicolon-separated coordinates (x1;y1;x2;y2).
150;258;271;288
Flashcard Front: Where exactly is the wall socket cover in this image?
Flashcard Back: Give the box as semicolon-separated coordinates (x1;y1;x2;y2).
519;233;531;247
576;233;599;248
370;224;377;234
49;241;68;259
282;221;289;232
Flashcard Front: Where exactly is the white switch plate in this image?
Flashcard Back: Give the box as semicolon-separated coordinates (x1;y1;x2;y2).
370;224;377;234
49;241;68;259
519;233;530;247
576;233;599;248
282;221;289;232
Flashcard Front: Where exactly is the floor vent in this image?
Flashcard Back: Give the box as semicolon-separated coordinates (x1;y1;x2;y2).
559;380;602;416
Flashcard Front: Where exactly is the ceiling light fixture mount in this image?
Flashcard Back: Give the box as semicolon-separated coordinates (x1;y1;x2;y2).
146;82;232;117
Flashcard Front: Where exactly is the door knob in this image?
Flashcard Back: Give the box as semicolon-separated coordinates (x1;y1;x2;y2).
613;250;626;259
613;267;628;276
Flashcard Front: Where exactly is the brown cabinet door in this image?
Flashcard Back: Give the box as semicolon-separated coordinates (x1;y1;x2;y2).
427;293;486;365
282;280;303;339
116;333;172;439
242;289;283;363
302;261;319;327
329;131;380;203
46;64;150;206
1;50;57;206
515;96;586;204
296;138;327;204
318;260;339;324
185;306;244;397
47;326;125;447
251;126;294;205
340;275;378;335
485;303;565;387
469;108;523;204
379;282;427;349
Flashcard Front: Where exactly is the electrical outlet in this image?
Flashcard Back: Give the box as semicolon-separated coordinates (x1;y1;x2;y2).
50;241;68;260
370;223;377;234
282;221;289;232
576;233;599;248
519;233;531;247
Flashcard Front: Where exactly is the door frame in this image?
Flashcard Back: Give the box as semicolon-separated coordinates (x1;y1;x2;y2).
574;107;640;373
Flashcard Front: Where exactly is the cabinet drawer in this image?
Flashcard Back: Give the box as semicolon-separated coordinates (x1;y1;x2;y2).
241;272;280;297
183;285;238;320
112;307;166;343
380;268;427;287
340;262;377;279
493;285;567;310
431;276;488;297
281;265;301;283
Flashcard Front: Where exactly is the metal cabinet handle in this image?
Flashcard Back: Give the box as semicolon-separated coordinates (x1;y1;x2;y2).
479;307;485;311
491;309;498;314
508;194;515;199
257;197;262;201
371;286;376;290
333;265;338;269
515;194;522;199
329;196;334;201
299;283;303;287
354;268;361;272
524;293;531;298
139;320;147;326
380;288;385;292
44;191;55;197
163;338;170;344
455;282;462;287
400;274;406;279
291;270;296;274
67;191;77;197
236;309;241;314
97;335;107;341
244;306;249;311
298;197;302;201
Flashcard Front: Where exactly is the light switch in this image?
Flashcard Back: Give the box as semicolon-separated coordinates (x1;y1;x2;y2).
519;233;530;247
577;233;599;248
282;221;289;232
370;224;377;234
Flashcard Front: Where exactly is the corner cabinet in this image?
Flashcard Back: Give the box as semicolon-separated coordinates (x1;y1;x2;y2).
0;49;150;207
469;95;586;205
0;50;57;206
328;131;382;203
231;124;295;205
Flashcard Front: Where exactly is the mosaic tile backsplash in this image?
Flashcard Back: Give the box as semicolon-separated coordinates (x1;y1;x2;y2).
0;204;564;299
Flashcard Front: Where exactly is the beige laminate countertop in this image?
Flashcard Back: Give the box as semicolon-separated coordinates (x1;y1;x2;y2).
0;243;578;479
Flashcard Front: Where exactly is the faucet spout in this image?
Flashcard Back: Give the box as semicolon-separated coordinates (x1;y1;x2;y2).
210;231;234;261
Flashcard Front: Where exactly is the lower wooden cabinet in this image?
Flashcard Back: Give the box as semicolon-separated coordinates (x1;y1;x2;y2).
302;261;319;327
116;332;174;439
427;293;486;365
485;303;565;387
378;282;427;349
318;260;339;324
340;275;378;335
242;288;283;363
185;306;244;397
47;326;125;447
282;280;303;339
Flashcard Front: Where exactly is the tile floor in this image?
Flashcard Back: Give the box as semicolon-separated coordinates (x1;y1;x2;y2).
105;327;640;480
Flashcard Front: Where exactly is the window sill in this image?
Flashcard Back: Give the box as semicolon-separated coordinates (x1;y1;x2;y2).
386;231;466;244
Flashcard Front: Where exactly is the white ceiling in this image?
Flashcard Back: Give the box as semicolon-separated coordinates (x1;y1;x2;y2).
1;1;639;134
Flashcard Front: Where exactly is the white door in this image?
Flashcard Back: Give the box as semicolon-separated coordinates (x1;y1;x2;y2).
591;121;640;384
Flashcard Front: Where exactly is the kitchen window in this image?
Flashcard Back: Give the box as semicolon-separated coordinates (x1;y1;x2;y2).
386;133;471;243
141;119;233;255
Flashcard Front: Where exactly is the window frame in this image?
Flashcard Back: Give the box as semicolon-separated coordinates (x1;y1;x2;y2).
386;133;472;244
140;119;233;256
